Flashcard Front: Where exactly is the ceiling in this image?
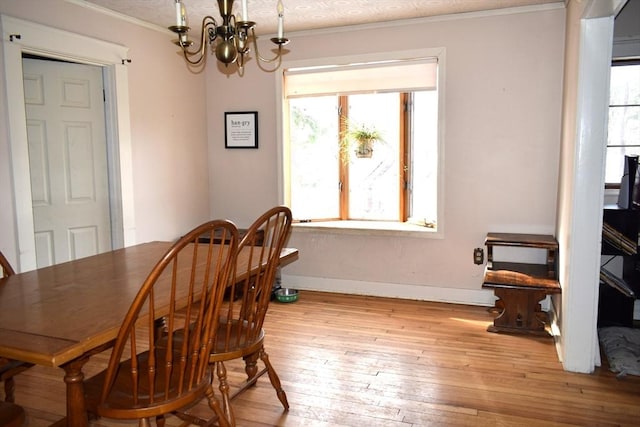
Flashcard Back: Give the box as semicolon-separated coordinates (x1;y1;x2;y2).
76;0;563;36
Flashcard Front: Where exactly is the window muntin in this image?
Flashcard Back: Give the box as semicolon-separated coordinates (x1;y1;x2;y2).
606;61;640;186
283;57;440;230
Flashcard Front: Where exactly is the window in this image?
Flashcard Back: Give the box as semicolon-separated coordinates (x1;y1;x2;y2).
281;55;442;233
605;61;640;186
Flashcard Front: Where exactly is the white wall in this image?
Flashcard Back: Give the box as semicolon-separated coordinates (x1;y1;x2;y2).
0;0;211;268
207;6;566;305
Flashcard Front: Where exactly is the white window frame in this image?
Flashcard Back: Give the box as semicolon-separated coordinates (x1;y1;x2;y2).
275;48;446;239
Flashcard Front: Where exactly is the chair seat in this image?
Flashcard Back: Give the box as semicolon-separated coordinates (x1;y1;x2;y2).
165;319;264;358
211;320;264;359
84;349;213;419
0;401;25;427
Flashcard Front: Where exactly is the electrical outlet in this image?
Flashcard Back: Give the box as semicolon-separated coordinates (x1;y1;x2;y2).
473;248;484;265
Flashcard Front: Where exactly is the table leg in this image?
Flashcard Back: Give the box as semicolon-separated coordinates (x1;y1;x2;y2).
59;357;90;427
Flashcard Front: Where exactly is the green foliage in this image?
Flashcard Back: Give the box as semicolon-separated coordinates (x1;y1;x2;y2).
291;105;322;144
343;123;383;143
340;116;384;159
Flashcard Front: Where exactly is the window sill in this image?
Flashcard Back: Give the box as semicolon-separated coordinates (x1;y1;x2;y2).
292;220;443;239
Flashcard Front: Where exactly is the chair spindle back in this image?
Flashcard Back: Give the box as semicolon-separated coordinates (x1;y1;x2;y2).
216;206;292;353
96;220;239;418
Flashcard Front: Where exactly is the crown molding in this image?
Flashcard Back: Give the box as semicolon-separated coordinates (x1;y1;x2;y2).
286;3;566;38
64;0;171;34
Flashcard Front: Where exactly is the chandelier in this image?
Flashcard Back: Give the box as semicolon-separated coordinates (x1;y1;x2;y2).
168;0;289;73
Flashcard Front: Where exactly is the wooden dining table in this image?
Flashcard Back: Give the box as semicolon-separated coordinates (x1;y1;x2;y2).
0;241;298;427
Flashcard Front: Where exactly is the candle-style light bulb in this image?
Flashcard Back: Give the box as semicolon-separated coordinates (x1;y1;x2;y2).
180;2;187;26
175;0;187;27
175;0;182;26
242;0;249;21
277;0;284;39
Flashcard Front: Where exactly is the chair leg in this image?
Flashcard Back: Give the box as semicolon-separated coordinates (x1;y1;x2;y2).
243;351;260;382
3;378;15;403
259;348;289;411
215;362;235;427
205;381;233;427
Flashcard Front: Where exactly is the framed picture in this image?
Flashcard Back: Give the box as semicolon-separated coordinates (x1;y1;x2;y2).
224;111;258;149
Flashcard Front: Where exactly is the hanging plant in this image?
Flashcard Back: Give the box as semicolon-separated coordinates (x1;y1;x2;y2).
340;118;384;159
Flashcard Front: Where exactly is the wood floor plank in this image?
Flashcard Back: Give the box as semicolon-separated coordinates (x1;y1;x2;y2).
6;290;640;426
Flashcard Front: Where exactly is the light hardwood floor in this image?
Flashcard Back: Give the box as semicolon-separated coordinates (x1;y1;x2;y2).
9;290;640;426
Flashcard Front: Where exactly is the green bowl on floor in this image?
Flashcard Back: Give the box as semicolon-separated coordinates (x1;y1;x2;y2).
275;288;299;303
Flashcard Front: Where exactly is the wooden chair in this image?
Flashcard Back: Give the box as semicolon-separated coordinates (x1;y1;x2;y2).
0;401;25;427
0;251;15;278
211;206;292;424
83;220;239;427
0;251;34;403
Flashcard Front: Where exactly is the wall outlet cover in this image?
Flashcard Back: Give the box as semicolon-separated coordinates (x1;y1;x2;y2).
474;248;484;265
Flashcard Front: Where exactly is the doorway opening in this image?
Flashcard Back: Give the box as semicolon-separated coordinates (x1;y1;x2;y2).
1;15;134;272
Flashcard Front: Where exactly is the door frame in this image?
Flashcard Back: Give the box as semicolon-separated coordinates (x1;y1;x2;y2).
1;15;135;272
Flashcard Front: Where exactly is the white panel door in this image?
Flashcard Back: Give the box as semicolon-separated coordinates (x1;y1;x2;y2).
23;58;111;267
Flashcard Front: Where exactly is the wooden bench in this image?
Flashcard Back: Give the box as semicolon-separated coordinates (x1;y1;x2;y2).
482;233;561;335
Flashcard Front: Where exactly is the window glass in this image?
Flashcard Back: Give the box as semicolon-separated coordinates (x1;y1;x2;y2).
289;96;340;220
410;90;439;225
347;93;400;220
606;63;640;185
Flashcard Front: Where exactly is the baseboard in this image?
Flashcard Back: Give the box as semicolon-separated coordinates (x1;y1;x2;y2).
281;274;496;306
282;273;568;366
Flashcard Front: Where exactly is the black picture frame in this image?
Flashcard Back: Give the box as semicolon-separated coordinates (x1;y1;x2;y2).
224;111;258;149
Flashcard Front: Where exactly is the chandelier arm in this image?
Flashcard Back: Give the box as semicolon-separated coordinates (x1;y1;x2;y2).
249;28;284;65
254;47;283;72
176;16;218;66
246;29;285;73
